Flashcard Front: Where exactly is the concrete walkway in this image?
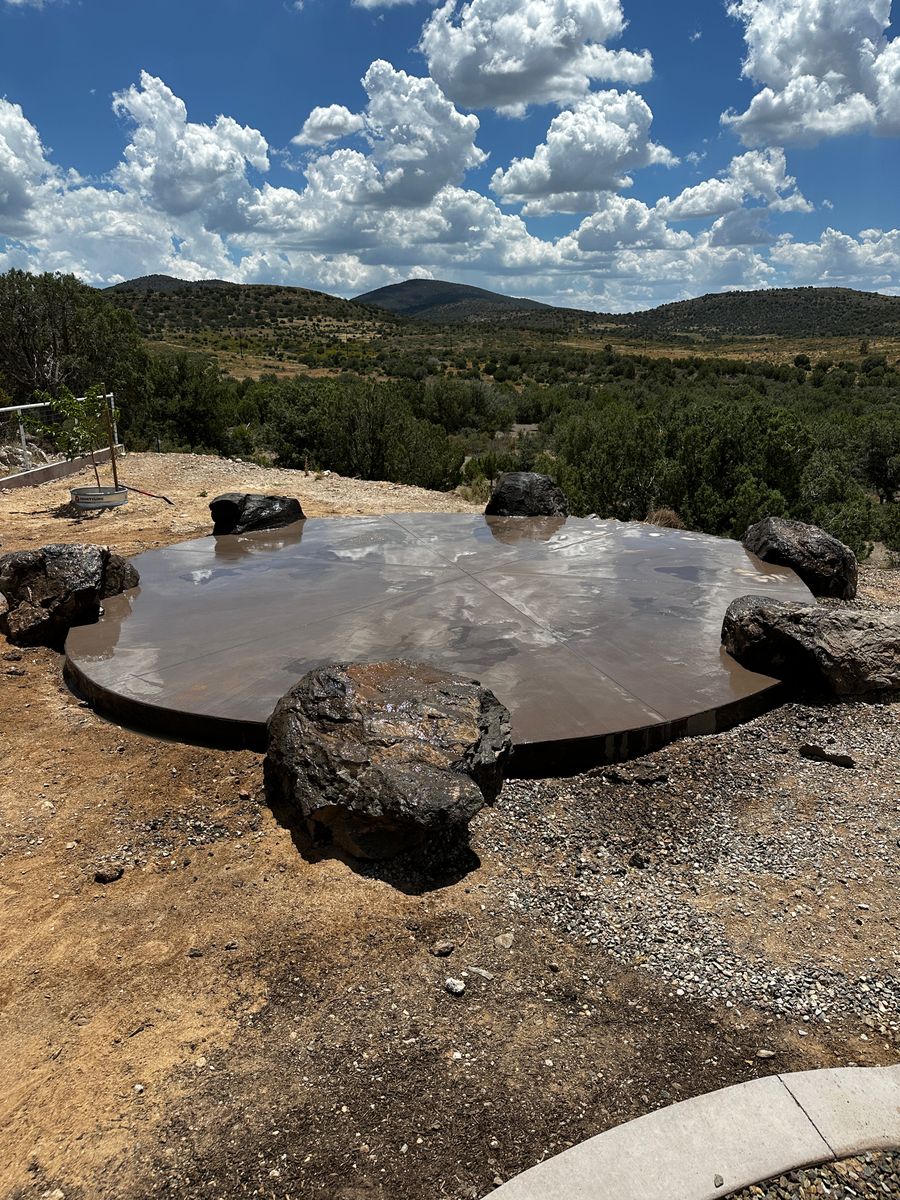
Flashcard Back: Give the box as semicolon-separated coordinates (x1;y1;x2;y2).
489;1066;900;1200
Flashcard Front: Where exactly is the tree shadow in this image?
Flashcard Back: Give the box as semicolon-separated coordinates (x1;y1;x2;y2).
49;500;106;523
266;795;481;896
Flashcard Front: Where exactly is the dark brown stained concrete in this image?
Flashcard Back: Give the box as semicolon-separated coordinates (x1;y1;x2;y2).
64;514;814;774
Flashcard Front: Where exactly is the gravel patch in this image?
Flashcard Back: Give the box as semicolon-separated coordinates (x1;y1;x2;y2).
479;568;900;1044
482;694;900;1042
730;1151;900;1198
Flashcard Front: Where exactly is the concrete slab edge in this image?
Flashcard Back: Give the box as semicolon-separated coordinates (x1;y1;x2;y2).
487;1065;900;1200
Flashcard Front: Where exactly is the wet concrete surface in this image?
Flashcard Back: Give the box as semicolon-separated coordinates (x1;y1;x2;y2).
65;515;813;770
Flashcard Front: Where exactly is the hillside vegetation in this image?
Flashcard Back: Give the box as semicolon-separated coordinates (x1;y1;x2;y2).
612;287;900;339
355;279;900;340
105;275;398;355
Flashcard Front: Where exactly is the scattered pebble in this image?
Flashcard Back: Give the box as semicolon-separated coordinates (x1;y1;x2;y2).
799;744;856;770
729;1150;900;1199
94;865;124;885
487;695;900;1035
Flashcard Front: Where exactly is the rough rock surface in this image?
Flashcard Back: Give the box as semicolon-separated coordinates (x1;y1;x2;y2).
485;472;569;518
0;544;139;648
722;595;900;696
101;554;140;599
265;660;512;859
742;516;858;599
210;493;305;536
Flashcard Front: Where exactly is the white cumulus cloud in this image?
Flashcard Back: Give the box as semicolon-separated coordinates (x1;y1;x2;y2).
112;72;269;230
656;148;810;222
355;59;487;205
289;62;486;206
420;0;652;114
723;0;900;144
1;72;899;310
292;104;366;147
491;89;674;214
0;98;57;230
569;195;690;251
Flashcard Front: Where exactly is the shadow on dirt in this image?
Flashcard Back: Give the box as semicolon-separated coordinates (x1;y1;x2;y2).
266;795;481;896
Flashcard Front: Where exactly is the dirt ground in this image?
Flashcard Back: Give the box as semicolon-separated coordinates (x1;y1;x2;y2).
0;455;897;1200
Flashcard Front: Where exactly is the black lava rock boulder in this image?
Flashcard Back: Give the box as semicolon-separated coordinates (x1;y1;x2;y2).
722;595;900;697
485;472;569;518
265;660;512;860
0;543;139;649
742;517;858;599
210;493;305;536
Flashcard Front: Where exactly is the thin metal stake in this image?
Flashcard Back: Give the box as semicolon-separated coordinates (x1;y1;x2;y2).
103;387;120;491
17;408;30;470
110;392;119;448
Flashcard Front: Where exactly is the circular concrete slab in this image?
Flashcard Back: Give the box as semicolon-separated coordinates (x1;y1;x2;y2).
64;514;813;772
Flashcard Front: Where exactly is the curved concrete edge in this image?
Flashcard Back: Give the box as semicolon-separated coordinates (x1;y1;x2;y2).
488;1066;900;1200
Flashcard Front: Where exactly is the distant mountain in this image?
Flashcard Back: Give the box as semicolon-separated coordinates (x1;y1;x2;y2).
610;287;900;339
104;275;900;343
105;274;236;294
353;278;552;323
105;275;396;339
356;279;900;339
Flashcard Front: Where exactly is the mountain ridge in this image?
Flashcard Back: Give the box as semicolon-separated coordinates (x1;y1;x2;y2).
104;274;900;340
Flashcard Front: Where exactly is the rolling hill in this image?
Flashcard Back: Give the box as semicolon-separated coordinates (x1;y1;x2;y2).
356;279;900;340
103;274;900;346
105;275;397;340
353;278;552;323
609;287;900;339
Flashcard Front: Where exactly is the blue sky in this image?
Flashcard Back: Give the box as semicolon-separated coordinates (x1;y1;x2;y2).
1;0;898;309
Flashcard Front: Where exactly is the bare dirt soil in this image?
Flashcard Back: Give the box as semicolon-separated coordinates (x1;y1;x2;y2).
0;456;897;1200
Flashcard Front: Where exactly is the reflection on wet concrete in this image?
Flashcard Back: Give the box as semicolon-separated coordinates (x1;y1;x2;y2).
212;519;306;560
65;514;814;768
485;516;567;544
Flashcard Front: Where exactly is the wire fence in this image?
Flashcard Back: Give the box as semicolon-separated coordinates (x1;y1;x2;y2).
0;401;52;479
0;394;120;480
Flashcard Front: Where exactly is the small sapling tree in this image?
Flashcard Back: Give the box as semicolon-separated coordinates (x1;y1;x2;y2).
32;384;112;487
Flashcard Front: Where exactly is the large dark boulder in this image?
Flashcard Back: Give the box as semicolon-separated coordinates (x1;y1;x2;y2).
0;544;139;649
485;472;569;518
742;517;858;599
722;596;900;697
265;660;512;860
210;493;305;536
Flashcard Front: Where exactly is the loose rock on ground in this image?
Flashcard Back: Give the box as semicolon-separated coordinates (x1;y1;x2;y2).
265;659;512;859
742;517;858;600
722;596;900;696
484;471;569;518
0;542;139;648
209;492;305;536
729;1151;900;1199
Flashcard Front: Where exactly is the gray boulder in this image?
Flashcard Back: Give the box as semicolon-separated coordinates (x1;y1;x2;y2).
742;517;858;599
722;596;900;697
210;493;305;536
485;472;569;518
265;660;512;860
0;543;139;649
